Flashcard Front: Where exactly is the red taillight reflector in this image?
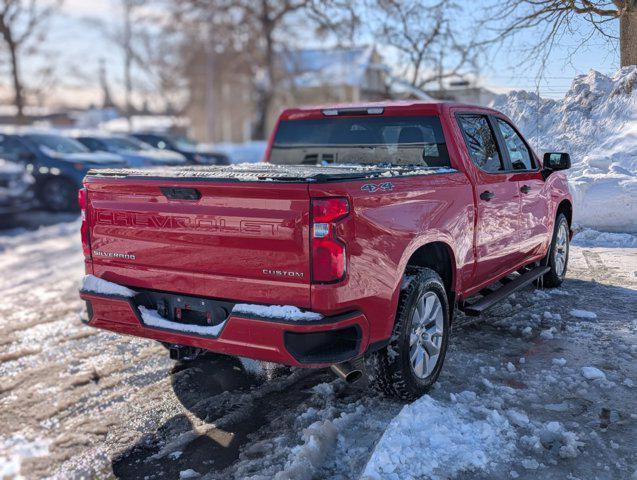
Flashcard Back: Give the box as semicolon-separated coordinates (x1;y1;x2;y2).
78;188;91;258
312;198;349;223
312;238;346;282
311;197;349;283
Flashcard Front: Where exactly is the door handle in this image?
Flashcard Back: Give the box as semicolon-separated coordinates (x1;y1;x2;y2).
480;191;495;201
520;185;531;194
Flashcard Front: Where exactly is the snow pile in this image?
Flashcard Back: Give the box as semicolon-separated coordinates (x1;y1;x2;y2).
81;274;136;297
139;306;227;336
0;435;50;479
491;67;637;233
572;229;637;248
361;394;516;480
231;303;323;322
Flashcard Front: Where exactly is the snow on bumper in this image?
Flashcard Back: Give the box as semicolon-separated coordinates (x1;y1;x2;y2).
79;288;370;367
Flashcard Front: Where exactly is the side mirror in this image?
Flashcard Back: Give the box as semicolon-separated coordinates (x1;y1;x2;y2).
543;152;570;171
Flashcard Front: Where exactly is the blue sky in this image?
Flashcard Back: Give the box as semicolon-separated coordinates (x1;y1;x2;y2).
5;0;621;107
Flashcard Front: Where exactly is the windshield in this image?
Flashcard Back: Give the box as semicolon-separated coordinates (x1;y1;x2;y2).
24;134;88;154
269;116;450;167
102;136;150;152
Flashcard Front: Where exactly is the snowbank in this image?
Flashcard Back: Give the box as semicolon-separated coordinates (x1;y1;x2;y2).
572;228;637;248
490;67;637;233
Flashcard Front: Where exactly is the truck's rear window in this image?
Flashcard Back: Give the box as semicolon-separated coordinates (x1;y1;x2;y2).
269;116;450;167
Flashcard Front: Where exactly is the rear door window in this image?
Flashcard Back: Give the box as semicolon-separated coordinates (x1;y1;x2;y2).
269;116;450;167
495;118;536;170
457;114;505;173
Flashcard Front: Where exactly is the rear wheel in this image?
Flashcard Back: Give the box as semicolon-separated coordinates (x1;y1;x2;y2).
39;177;78;212
538;213;570;288
367;267;450;401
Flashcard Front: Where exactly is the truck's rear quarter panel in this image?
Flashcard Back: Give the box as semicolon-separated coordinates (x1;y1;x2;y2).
85;178;312;308
310;171;475;342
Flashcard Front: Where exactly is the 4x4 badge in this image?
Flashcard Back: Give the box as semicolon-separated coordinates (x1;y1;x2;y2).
361;182;394;193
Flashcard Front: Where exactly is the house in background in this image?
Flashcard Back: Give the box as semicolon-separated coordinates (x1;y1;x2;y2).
425;80;497;106
186;46;393;144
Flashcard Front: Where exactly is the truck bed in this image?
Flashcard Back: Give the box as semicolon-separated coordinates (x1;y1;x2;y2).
86;163;456;182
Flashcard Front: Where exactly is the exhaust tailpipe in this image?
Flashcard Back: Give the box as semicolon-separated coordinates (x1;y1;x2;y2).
330;361;363;383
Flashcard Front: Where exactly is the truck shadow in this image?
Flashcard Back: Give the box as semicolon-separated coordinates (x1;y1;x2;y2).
110;353;330;479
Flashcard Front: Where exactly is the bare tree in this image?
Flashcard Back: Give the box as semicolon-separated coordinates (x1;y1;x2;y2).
481;0;637;69
366;0;481;91
0;0;62;123
175;0;351;140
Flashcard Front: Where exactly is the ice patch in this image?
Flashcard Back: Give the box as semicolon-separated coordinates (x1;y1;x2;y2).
232;303;323;322
552;358;567;367
539;421;584;458
310;382;335;396
581;366;606;380
362;395;516;480
239;357;265;377
570;309;598;319
139;306;227;336
506;409;530;427
0;435;50;479
81;274;136;297
179;469;200;479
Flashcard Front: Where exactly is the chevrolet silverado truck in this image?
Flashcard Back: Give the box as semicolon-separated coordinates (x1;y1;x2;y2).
79;102;572;400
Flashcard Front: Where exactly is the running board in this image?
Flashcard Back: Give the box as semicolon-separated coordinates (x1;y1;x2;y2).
461;266;550;316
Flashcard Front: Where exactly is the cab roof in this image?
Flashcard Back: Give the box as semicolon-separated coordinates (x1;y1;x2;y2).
278;100;500;121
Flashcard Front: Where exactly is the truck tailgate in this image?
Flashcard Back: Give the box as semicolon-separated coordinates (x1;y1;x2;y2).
85;178;311;308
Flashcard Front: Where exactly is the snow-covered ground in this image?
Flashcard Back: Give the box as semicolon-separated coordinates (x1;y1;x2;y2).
0;219;635;480
491;66;637;233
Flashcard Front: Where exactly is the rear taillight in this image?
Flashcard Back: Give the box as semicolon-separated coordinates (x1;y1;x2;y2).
311;197;349;283
78;188;91;258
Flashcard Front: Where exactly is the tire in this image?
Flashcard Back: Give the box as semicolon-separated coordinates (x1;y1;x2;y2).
367;267;450;401
39;177;78;212
537;213;570;288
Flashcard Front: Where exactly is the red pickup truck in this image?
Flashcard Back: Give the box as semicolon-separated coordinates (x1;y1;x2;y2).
79;102;572;400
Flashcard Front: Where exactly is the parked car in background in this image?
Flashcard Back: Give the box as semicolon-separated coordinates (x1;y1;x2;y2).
74;134;187;168
0;157;35;224
130;132;231;165
209;141;267;164
0;132;126;212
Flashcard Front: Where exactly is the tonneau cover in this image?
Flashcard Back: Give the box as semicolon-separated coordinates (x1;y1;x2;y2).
86;163;456;183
